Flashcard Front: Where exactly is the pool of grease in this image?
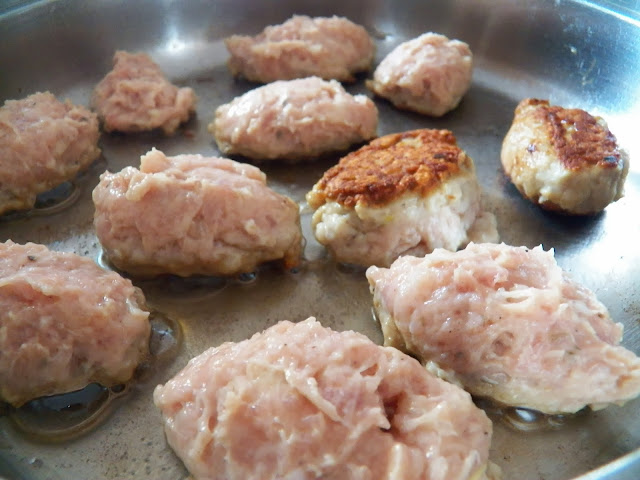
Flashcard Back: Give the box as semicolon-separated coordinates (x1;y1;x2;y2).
2;313;182;444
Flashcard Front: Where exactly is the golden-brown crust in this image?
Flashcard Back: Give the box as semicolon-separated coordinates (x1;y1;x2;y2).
309;129;472;208
518;98;622;171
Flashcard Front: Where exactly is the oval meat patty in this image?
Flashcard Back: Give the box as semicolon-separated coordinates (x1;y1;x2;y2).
0;241;150;407
154;317;495;480
306;129;498;267
210;76;378;162
501;98;629;215
0;91;100;215
93;148;302;277
225;15;375;83
92;51;197;135
367;243;640;414
367;32;473;117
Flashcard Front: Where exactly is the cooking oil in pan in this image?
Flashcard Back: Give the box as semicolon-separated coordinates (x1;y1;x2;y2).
3;311;182;442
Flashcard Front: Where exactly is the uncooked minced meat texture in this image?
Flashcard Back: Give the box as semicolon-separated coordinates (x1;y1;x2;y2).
306;129;498;267
93;148;302;276
225;15;375;83
368;32;473;116
154;318;494;480
92;51;196;135
0;91;100;215
0;241;150;407
367;243;640;414
211;76;378;162
501;98;629;215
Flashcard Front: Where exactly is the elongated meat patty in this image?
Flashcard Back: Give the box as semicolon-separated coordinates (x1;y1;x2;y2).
92;51;196;135
225;15;375;83
93;148;302;276
154;318;494;480
367;243;640;414
0;241;150;407
501;98;629;214
210;76;378;162
306;129;498;267
367;33;473;117
0;91;100;215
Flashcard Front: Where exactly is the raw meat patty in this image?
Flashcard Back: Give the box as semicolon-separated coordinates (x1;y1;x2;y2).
0;241;150;407
210;76;378;162
306;129;498;267
0;91;100;215
225;15;375;83
367;32;473;117
501;98;629;215
366;243;640;414
154;317;495;480
92;51;196;135
93;148;302;277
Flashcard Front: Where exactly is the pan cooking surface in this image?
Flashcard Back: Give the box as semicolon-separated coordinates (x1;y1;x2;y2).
0;1;639;479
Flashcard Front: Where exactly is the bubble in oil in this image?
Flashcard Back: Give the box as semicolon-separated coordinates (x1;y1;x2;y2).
236;271;258;284
4;311;182;442
490;405;581;432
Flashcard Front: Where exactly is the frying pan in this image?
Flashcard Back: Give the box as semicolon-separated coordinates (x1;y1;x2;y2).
0;1;639;478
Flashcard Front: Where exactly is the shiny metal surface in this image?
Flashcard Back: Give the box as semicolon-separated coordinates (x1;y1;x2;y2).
0;0;639;479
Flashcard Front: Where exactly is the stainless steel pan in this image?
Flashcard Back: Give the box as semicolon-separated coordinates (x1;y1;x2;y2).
1;0;639;478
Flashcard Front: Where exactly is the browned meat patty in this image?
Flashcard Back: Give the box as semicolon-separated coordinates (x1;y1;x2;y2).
210;76;378;162
93;148;302;277
154;318;496;480
92;51;197;135
0;241;150;407
0;91;100;215
501;98;629;214
367;242;640;414
225;15;375;83
306;129;498;267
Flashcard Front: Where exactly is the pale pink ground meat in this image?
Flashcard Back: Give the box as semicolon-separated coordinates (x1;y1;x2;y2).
0;91;100;215
0;241;150;407
211;76;378;162
368;33;473;117
93;148;302;277
154;318;494;480
367;243;640;414
92;51;196;135
225;15;375;83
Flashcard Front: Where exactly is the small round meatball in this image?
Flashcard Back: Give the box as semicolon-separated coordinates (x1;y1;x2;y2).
501;98;629;215
93;148;302;277
0;92;101;215
0;241;150;407
225;15;375;83
210;77;378;162
367;243;640;414
154;318;494;480
367;32;473;117
92;51;197;135
306;129;498;267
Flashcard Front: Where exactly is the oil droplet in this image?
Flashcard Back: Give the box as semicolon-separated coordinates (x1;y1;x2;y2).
6;310;183;442
236;271;258;284
32;181;81;216
135;311;184;381
497;406;579;432
28;457;43;468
